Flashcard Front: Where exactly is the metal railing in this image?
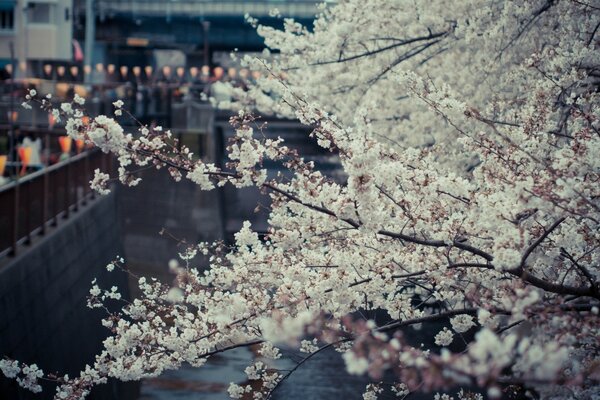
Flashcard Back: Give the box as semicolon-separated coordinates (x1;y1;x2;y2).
0;149;110;258
96;0;324;18
0;81;214;128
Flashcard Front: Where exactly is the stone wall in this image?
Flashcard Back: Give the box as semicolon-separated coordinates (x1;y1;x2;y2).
0;191;138;399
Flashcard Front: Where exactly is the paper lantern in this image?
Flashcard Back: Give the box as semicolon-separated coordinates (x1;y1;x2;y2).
107;64;116;74
133;66;141;77
190;67;199;78
228;67;236;78
96;63;104;72
48;113;56;129
58;136;72;154
176;66;185;78
57;66;66;77
43;64;52;76
70;66;79;77
144;66;153;77
18;147;32;175
162;66;172;77
0;155;6;177
84;65;92;75
213;67;224;80
120;65;129;78
75;139;85;153
7;111;18;123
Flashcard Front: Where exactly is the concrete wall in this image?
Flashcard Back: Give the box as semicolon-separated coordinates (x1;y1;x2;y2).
0;191;137;399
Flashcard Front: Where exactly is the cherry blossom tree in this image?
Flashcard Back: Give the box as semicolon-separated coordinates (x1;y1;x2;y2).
3;0;600;399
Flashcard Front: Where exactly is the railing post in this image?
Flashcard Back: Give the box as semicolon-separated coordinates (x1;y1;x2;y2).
52;169;58;227
64;160;70;219
44;133;49;167
41;166;48;235
24;181;31;245
9;185;19;257
82;152;89;205
73;158;79;213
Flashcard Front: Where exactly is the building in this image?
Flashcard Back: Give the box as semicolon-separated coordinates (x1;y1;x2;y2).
75;0;320;82
0;0;74;78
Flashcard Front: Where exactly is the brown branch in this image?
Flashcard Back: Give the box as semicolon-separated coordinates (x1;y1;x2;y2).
308;31;448;66
265;341;338;399
497;0;555;58
560;247;599;294
519;217;566;268
377;229;494;261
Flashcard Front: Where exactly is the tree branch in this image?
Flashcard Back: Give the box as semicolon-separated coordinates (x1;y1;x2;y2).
519;217;566;269
309;31;448;66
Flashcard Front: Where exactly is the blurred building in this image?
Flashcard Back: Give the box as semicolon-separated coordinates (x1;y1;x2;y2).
0;0;323;82
0;0;74;77
73;0;319;81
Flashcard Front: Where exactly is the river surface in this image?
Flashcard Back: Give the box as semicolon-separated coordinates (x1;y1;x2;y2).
138;346;373;400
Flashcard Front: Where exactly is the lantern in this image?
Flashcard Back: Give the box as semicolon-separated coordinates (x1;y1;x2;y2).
84;65;92;75
70;66;79;77
7;111;18;124
58;136;72;154
48;113;56;129
162;66;172;78
18;147;32;175
133;66;141;77
176;66;185;79
120;65;129;78
107;64;116;74
75;139;85;153
96;63;104;72
190;66;199;79
144;65;153;78
57;66;66;77
0;155;6;177
228;67;237;79
43;64;52;76
213;66;224;80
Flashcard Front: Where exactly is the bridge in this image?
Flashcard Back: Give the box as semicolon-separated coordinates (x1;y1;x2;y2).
77;0;323;75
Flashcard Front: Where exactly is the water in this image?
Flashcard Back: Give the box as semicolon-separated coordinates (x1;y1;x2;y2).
138;346;373;400
139;348;252;400
134;319;452;400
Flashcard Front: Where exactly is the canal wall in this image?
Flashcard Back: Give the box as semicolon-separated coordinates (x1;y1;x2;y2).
118;167;225;288
0;191;137;399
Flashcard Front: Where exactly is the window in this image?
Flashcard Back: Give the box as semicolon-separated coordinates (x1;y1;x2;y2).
0;9;14;31
29;3;53;24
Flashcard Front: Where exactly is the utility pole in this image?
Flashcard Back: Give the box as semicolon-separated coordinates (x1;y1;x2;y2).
84;0;95;83
202;20;210;68
8;42;15;173
22;2;29;79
